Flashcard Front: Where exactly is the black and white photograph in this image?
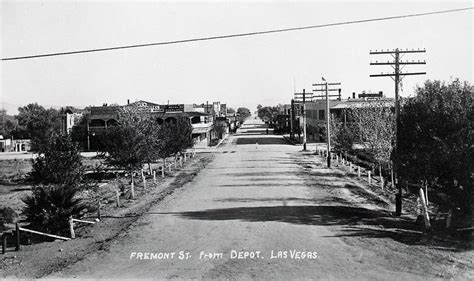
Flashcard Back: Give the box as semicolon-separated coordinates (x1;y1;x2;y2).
0;0;472;279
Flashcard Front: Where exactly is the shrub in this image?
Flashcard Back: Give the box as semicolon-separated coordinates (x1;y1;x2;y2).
397;79;473;221
331;122;356;154
22;185;88;236
30;134;84;188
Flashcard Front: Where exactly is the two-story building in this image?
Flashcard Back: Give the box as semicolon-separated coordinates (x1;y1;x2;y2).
87;100;214;150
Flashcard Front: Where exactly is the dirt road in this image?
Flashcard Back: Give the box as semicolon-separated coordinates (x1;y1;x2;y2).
49;119;472;279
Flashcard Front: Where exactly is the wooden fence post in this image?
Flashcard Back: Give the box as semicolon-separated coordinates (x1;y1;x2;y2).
358;166;361;178
425;183;429;206
368;171;371;185
446;209;453;229
379;166;384;189
180;157;183;167
2;233;8;254
115;190;120;207
142;171;147;190
153;170;157;184
419;188;431;229
349;162;352;171
15;223;20;251
130;173;135;199
97;201;102;220
390;161;395;188
161;166;165;178
184;153;187;162
69;216;75;239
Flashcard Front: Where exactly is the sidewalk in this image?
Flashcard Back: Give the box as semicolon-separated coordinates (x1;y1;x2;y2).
282;133;328;151
190;133;230;153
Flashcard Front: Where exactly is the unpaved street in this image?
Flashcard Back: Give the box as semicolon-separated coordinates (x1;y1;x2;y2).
50;119;472;279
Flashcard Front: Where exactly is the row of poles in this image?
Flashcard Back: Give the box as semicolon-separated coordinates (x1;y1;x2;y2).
293;78;341;169
291;48;426;216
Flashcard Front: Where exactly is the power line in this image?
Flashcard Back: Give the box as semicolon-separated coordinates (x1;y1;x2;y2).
2;7;472;61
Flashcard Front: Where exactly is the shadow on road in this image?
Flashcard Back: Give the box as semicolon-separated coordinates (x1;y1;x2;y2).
217;183;303;187
236;137;289;145
175;205;470;251
234;131;268;136
209;171;296;177
214;196;349;205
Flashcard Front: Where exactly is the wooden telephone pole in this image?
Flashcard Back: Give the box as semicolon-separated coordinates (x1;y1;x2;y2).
294;89;311;151
313;80;341;168
370;48;426;216
290;99;295;140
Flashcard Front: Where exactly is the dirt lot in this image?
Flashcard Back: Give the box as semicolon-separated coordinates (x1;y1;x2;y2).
0;155;105;231
0;153;214;278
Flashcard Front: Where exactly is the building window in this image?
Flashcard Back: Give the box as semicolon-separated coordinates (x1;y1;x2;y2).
319;110;325;120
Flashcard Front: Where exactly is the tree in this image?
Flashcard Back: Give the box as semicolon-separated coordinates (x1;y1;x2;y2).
213;121;227;139
0;109;18;138
141;115;164;173
70;108;91;151
3;119;17;138
16;103;60;151
227;107;236;114
236;107;251;123
350;100;395;187
30;134;84;188
397;79;473;227
157;117;193;162
103;107;149;198
24;133;88;236
103;107;193;198
330;118;355;154
257;106;280;123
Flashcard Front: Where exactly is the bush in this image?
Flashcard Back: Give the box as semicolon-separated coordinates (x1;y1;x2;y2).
30;134;84;188
22;185;88;236
332;124;355;153
397;79;473;221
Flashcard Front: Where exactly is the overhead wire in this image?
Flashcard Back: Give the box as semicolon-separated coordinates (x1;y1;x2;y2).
2;7;472;61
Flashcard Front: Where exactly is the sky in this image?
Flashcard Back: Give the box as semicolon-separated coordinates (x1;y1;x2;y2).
1;0;472;114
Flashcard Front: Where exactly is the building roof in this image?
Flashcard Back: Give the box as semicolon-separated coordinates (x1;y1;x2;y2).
152;111;210;119
61;106;85;114
90;106;121;116
129;100;160;107
331;99;394;109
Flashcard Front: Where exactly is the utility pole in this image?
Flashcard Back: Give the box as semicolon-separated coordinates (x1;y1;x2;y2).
87;120;90;151
313;79;341;168
294;89;311;151
290;99;295;140
370;48;426;216
1;102;5;137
